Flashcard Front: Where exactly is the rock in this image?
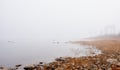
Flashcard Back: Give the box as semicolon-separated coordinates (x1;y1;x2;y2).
39;62;45;66
116;62;120;66
106;58;118;64
0;67;4;69
24;64;35;70
111;62;120;70
55;57;65;62
15;64;22;68
39;62;43;64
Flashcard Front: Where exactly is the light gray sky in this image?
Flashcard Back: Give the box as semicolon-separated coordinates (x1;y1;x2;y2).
0;0;120;40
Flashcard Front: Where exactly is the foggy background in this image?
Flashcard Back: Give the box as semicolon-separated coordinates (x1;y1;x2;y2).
1;0;120;67
0;0;120;41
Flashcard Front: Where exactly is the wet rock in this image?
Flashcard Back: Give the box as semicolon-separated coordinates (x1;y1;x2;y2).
15;64;22;68
38;62;45;66
24;64;35;70
55;57;65;62
39;62;43;65
0;67;4;69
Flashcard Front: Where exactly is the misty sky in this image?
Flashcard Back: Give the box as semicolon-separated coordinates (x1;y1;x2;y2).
0;0;120;40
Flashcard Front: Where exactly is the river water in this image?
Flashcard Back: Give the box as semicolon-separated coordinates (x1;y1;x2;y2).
0;39;101;67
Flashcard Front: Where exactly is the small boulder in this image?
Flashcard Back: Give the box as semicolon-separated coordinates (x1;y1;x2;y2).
55;57;65;62
24;64;35;70
15;64;22;68
0;67;4;69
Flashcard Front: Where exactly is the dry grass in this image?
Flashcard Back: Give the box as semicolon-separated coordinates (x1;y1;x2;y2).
73;39;120;54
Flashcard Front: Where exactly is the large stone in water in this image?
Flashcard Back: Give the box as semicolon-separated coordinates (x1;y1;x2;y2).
24;64;35;70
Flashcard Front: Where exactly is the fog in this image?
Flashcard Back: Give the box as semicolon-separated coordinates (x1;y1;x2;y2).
1;0;120;67
0;0;120;40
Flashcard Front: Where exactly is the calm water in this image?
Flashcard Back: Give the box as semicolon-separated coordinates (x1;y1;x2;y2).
0;39;101;67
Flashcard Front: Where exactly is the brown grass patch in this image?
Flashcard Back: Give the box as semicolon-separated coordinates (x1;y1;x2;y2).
73;39;120;54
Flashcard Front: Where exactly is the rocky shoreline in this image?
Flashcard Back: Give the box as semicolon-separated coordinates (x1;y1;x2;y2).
1;52;120;70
